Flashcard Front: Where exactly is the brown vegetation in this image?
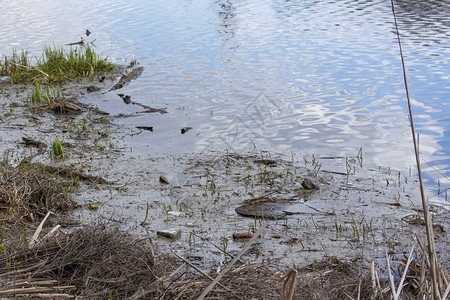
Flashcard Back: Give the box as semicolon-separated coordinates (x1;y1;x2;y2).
0;162;77;223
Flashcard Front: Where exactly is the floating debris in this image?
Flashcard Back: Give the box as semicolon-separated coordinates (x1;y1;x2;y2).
136;126;153;132
66;37;84;46
110;67;144;91
181;127;192;134
118;93;131;104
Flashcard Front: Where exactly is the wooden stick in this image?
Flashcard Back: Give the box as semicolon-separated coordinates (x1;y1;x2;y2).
442;282;450;300
29;211;53;248
0;261;47;277
41;225;61;243
196;221;268;300
0;285;75;296
30;294;74;299
281;269;298;300
174;252;240;298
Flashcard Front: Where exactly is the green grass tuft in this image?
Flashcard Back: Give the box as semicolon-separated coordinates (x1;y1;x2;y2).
51;136;65;159
0;45;114;84
27;82;60;105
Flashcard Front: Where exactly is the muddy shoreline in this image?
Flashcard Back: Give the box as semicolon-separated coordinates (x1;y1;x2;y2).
1;67;449;298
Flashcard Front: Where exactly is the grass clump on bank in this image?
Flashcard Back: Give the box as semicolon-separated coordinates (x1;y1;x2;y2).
26;82;61;105
0;162;76;223
0;45;114;84
51;136;65;159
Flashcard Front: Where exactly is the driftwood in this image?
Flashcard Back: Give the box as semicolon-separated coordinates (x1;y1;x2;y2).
22;137;47;150
51;100;82;114
38;163;112;184
110;67;144;91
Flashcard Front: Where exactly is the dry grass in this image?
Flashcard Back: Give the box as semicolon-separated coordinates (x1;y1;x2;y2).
0;225;177;299
164;256;387;300
1;222;444;299
0;162;77;223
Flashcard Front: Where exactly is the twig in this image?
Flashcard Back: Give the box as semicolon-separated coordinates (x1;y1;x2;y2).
28;211;53;248
0;260;47;277
442;282;450;300
40;225;61;243
370;261;378;300
7;61;49;77
386;247;414;300
0;286;75;296
173;252;242;299
191;232;246;264
281;269;298;300
196;221;269;300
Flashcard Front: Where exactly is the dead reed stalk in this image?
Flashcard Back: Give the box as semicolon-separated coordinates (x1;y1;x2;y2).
390;1;447;298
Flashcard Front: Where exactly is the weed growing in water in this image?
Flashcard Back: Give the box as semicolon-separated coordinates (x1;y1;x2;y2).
96;141;105;151
51;136;64;159
26;82;61;105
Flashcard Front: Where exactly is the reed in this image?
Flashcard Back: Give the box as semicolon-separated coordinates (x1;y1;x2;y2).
390;1;447;298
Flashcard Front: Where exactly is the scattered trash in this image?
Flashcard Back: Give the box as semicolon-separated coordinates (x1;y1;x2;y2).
168;211;186;217
232;232;253;242
159;175;169;184
157;228;181;240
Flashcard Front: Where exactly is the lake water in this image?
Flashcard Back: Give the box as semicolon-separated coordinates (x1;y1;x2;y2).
1;0;449;200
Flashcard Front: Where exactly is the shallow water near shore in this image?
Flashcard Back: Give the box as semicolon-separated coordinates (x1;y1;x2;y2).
0;0;449;196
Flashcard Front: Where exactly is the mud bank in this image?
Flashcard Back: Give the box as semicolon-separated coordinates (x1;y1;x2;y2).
0;68;449;298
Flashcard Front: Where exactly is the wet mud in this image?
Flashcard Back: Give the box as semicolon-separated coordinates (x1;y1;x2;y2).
0;71;448;275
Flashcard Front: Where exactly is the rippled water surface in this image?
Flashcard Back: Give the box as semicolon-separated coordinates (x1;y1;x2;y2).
1;0;449;194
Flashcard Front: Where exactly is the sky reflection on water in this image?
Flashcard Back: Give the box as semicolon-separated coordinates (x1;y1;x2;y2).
0;0;449;198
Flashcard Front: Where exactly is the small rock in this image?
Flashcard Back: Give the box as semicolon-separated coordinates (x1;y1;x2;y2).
86;85;100;93
301;178;320;190
159;175;169;184
88;203;99;210
157;228;181;240
181;127;192;134
118;94;132;104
